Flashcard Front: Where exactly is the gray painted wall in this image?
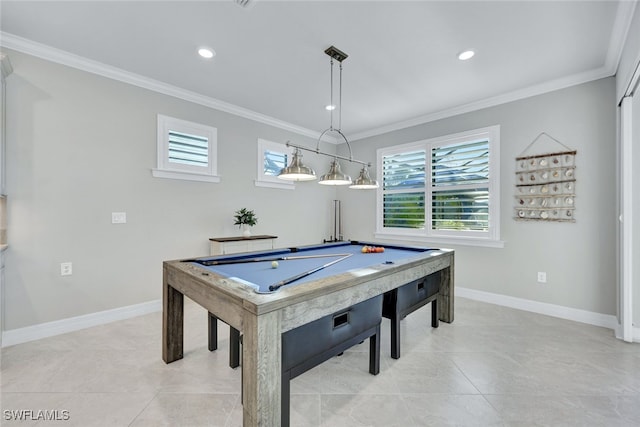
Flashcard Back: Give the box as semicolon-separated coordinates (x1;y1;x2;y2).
337;78;617;316
3;47;622;331
5;50;339;330
616;4;640;103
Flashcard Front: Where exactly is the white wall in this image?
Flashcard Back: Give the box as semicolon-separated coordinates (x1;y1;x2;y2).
5;49;339;330
338;78;617;316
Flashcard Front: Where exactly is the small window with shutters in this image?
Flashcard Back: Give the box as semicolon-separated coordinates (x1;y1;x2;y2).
152;115;220;182
376;125;502;247
254;138;294;189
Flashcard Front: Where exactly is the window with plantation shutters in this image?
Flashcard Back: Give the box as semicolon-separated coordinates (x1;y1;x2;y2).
153;115;219;183
382;150;426;229
376;125;502;247
168;131;208;167
431;139;489;232
255;138;294;190
264;150;288;176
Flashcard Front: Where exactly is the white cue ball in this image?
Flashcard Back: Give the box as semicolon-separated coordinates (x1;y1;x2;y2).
271;261;279;269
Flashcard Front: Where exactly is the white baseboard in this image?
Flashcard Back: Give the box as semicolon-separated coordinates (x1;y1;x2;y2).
613;323;640;343
1;300;162;348
456;287;621;331
2;289;637;347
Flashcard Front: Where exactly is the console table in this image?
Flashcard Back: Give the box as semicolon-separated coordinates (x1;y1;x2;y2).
209;235;277;255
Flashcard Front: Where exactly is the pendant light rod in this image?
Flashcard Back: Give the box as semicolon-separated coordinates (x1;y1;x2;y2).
324;46;347;134
285;141;370;167
329;57;334;130
338;61;343;131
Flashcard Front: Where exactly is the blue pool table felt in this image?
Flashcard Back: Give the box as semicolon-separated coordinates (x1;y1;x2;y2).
192;242;433;293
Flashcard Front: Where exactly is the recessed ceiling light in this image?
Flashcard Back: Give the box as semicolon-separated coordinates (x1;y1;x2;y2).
458;50;475;61
325;105;336;111
198;48;215;59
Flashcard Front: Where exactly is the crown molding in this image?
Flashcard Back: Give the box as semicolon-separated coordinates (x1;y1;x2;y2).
0;31;333;142
2;0;632;146
350;65;615;141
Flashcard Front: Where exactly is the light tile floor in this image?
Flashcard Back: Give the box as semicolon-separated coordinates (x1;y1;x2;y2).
1;297;639;426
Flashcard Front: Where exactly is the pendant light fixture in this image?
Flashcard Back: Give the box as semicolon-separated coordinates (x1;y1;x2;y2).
278;46;378;189
277;148;316;181
319;159;351;185
350;166;379;189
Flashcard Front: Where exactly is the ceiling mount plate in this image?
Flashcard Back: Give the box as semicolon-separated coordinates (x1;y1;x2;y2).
234;0;255;8
324;46;348;62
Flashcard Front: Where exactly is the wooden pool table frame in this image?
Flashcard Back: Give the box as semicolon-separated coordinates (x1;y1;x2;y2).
162;242;454;426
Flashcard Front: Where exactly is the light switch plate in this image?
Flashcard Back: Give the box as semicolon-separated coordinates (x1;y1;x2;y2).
112;212;127;224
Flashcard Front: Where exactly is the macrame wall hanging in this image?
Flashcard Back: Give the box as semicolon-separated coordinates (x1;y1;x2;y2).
514;132;576;222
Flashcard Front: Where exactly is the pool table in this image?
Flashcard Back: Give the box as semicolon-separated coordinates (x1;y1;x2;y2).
162;241;454;426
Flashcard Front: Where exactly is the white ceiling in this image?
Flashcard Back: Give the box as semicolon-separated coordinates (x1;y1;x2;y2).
0;1;634;140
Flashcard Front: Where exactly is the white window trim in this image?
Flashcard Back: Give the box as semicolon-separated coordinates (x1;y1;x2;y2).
375;125;504;248
254;138;294;190
152;114;220;183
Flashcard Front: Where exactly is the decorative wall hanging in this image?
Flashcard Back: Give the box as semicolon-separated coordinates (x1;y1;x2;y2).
514;132;576;222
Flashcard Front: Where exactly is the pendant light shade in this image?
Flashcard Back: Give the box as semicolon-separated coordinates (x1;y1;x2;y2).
277;148;317;181
350;166;379;189
319;159;352;185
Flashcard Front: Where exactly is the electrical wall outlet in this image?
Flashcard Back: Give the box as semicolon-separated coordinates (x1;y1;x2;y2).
537;271;547;283
61;262;73;276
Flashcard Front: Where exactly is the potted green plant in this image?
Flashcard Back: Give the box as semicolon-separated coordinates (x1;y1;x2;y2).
234;208;258;237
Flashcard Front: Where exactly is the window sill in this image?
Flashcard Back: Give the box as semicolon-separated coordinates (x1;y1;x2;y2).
374;232;505;249
152;168;220;183
254;180;295;190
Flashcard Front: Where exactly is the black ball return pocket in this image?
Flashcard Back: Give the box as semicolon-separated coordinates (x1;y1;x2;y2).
382;271;441;359
208;295;383;427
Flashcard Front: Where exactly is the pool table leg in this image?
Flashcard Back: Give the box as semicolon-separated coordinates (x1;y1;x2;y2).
229;327;241;368
390;311;401;360
369;324;381;374
438;264;454;323
162;282;184;363
242;310;281;426
281;370;291;427
431;300;439;328
208;312;217;351
208;312;241;369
